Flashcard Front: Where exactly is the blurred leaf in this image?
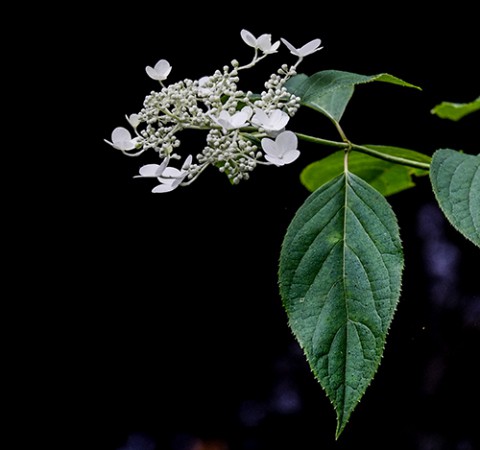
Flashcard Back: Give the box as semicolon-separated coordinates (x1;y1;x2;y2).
431;97;480;121
430;149;480;248
285;70;420;122
279;172;403;438
301;146;431;196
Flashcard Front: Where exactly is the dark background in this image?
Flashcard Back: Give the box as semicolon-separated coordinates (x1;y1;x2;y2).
23;4;479;450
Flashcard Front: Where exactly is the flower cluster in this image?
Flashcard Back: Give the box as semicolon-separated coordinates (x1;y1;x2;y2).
105;30;322;192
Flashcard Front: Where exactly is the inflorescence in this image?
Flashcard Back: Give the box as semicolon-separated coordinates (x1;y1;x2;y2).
105;30;323;192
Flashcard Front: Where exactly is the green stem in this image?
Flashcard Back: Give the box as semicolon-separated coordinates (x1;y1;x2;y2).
295;132;348;149
351;143;430;170
296;132;430;170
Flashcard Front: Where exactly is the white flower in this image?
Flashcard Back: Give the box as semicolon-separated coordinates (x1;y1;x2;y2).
211;106;253;131
104;127;139;151
145;59;172;81
251;108;290;134
126;113;141;129
135;158;170;178
152;155;193;193
241;29;280;54
280;38;323;57
261;131;300;166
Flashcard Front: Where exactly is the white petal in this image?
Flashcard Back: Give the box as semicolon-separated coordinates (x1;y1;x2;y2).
257;34;272;52
171;171;188;188
281;149;301;164
138;164;163;177
112;127;132;143
261;137;281;157
231;110;249;128
152;183;177;193
217;118;233;130
251;109;269;127
146;66;160;80
199;76;210;86
241;106;253;119
126;114;141;128
155;59;172;80
159;167;181;185
298;39;322;56
155;59;171;73
276;130;298;152
241;29;257;48
264;154;284;166
269;110;290;130
280;38;299;55
182;155;193;170
218;110;232;121
270;41;281;53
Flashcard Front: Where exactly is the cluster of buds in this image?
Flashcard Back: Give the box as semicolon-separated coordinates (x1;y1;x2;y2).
105;30;323;192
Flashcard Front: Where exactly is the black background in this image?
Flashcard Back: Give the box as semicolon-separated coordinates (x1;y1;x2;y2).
22;4;479;450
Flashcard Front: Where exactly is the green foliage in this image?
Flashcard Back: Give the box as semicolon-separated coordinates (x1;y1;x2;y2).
300;146;430;196
279;171;404;438
285;70;420;122
430;149;480;248
282;69;478;437
431;97;480;121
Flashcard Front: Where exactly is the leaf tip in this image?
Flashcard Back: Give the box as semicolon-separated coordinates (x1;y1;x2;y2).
335;419;346;440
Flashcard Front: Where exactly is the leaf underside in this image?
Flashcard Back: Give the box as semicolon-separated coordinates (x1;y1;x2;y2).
430;149;480;248
279;172;404;437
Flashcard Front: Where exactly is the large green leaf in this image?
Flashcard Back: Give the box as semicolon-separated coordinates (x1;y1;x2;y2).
431;97;480;121
279;172;404;437
430;149;480;248
301;146;431;196
285;70;420;122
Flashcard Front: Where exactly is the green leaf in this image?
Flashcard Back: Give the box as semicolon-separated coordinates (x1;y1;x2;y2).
285;70;421;122
301;146;431;196
431;97;480;121
430;149;480;248
279;172;404;437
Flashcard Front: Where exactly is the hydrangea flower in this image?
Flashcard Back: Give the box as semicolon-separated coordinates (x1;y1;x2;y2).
281;38;323;58
104;127;139;151
106;28;323;191
251;108;290;135
261;131;300;166
241;29;280;54
145;59;172;81
136;156;192;193
211;106;253;131
152;155;193;193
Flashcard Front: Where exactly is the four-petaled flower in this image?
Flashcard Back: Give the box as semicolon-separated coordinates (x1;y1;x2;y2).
211;106;253;131
281;38;323;58
154;155;192;193
104;127;139;151
146;59;172;81
137;156;193;193
241;29;280;54
261;131;300;166
251;108;290;135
